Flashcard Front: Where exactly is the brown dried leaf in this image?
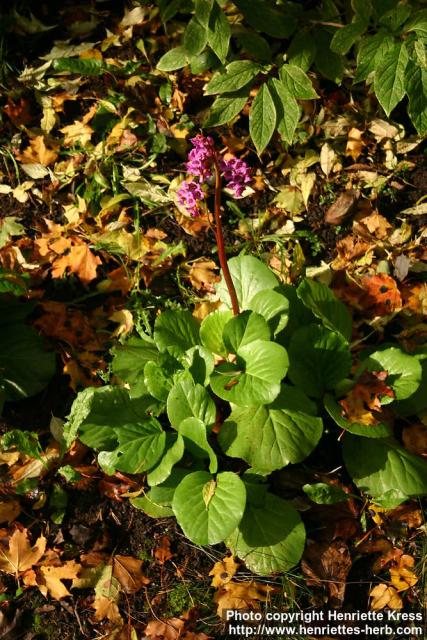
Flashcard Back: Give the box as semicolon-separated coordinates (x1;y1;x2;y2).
370;584;403;610
325;190;359;225
154;536;174;565
301;540;352;606
0;530;46;576
112;554;150;593
360;274;402;316
345;127;364;161
189;260;219;292
390;555;418;592
51;242;102;284
145;617;185;640
339;371;394;426
0;500;21;524
402;424;427;458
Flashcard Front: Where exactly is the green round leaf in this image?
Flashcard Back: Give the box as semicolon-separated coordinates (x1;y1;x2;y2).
210;340;288;406
147;434;185;486
219;386;323;471
343;435;427;505
180;346;214;386
200;309;233;356
223;311;270;353
363;346;422;401
395;356;427;416
178;417;217;473
132;468;189;517
167;373;216;428
247;289;289;335
217;255;278;311
110;418;166;474
297;278;352;342
172;471;246;545
154;310;200;356
324;394;391;438
227;492;305;575
144;356;178;402
111;335;159;398
288;324;351;398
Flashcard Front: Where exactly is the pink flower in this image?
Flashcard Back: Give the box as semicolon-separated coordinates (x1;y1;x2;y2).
220;157;252;197
177;180;204;217
185;135;215;180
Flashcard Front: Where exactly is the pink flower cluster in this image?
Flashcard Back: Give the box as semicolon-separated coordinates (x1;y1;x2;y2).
177;135;251;217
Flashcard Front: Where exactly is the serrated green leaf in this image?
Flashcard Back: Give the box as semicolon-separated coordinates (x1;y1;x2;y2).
219;385;323;471
330;21;367;55
227;491;305;575
205;60;260;95
314;28;344;83
207;2;230;63
279;64;318;100
374;42;409;116
288;325;352;398
233;0;296;38
157;46;188;72
297;278;352;341
354;31;395;83
343;435;427;504
269;78;300;145
288;31;317;72
205;90;249;127
173;471;246;545
184;17;208;56
235;29;271;62
249;83;276;155
53;57;104;76
167;373;216;428
405;61;427;135
405;9;427;37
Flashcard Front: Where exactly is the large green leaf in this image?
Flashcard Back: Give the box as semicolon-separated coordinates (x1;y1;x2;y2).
180;346;214;386
223;311;270;353
288;325;352;398
0;300;55;403
269;78;300;145
183;17;208;56
354;31;395;83
362;346;422;401
210;340;288;406
297;278;352;341
107;418;166;474
132;468;189;517
330;21;367;55
227;489;305;575
374;42;409;116
147;434;185;486
64;386;155;449
157;46;188;72
200;309;233;356
313;28;344;84
246;288;289;335
288;32;317;72
144;354;180;402
167;373;216;428
205;60;260;95
219;385;323;471
395;355;427;416
279;64;318;99
217;255;278;310
343;435;427;506
324;394;391;438
405;61;427;136
172;471;246;545
233;0;296;38
154;310;200;356
111;335;159;398
178;417;217;473
249;83;276;155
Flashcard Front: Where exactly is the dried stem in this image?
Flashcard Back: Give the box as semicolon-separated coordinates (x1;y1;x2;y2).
213;157;240;316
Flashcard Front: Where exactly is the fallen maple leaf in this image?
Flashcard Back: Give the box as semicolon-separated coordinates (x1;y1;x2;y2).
389;555;418;592
370;584;403;610
189;260;219;292
60;121;93;147
51;241;102;284
112;554;150;593
339;370;394;426
38;560;82;599
145;617;185;640
356;211;392;240
361;274;402;316
209;556;239;588
93;565;122;624
0;529;46;576
301;540;352;607
17;135;58;166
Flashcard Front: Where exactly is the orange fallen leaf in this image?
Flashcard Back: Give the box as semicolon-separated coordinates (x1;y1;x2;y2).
209;555;239;588
370;584;403;610
0;500;21;524
339;371;394;426
93;565;122;624
213;580;276;617
360;274;402;316
60;121;93;147
356;211;392;240
389;555;418;592
154;536;174;565
145;617;185;640
0;529;46;576
51;241;101;284
345;127;365;161
38;560;82;599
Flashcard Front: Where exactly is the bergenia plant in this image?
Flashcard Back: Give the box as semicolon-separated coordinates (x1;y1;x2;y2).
177;135;251;315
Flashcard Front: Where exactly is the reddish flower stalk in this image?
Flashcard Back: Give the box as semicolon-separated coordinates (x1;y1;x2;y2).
212;156;240;316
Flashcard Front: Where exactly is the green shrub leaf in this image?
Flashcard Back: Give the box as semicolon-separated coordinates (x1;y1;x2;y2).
362;346;422;401
109;418;166;474
205;91;249;127
204;60;260;95
223;311;270;353
172;471;246;545
200;310;233;356
154;310;200;356
157;46;188;72
249;83;277;154
374;42;409;116
147;434;185;486
303;482;349;504
184;17;208;56
279;64;319;100
207;2;230;63
167;373;216;428
178;417;217;473
297;278;352;341
217;255;278;310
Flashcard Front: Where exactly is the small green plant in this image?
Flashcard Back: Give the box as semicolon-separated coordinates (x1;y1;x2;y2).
64;136;427;576
156;0;427;153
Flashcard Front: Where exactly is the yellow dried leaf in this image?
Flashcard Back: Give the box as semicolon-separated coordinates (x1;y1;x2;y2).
18;136;58;166
370;584;403;610
345;127;364;161
0;529;46;576
390;555;418;592
209;556;239;587
213;580;277;617
60;121;93;147
51;242;101;284
39;560;82;599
